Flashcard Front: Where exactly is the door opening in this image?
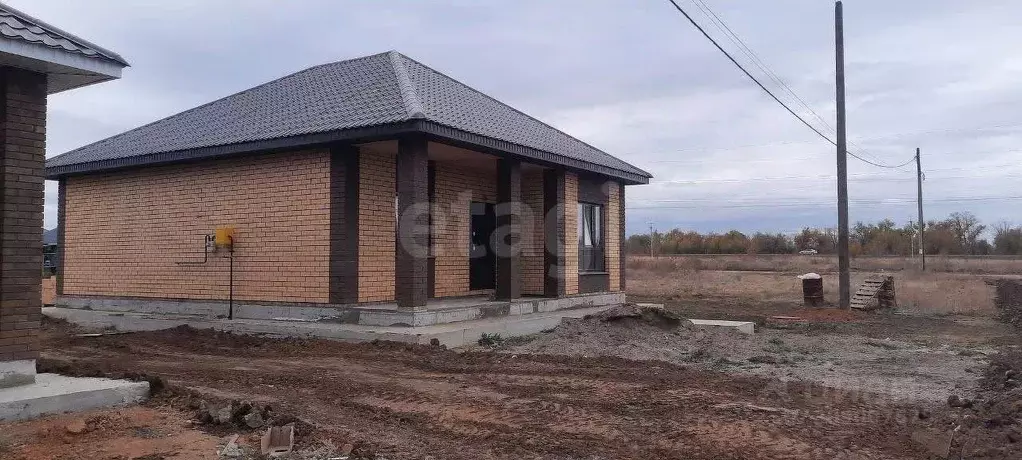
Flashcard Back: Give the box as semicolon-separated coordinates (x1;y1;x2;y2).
469;201;496;290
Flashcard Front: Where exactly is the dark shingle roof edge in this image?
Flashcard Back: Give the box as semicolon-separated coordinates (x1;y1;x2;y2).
45;119;651;184
0;3;129;66
44;51;651;184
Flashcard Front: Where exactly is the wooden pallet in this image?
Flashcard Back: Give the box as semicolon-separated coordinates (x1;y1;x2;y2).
850;275;897;311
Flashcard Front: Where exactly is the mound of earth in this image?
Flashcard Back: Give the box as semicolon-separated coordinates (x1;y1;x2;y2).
990;279;1022;329
589;303;687;328
509;303;986;403
922;349;1022;459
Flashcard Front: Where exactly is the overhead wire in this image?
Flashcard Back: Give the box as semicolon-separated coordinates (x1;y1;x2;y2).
664;0;915;169
690;0;892;165
631;195;1022;210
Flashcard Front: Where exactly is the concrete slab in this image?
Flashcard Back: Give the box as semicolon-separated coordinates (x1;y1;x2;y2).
0;373;150;422
0;359;36;388
44;304;617;348
56;292;626;327
688;319;756;334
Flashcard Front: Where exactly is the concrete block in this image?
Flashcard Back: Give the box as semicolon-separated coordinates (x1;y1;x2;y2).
688;319;756;334
0;373;149;422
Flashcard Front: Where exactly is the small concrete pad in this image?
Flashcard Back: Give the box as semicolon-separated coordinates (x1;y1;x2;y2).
0;373;149;422
688;319;756;334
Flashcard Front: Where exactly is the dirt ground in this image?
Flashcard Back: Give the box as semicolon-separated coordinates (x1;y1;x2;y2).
5;317;936;460
507;304;1000;403
9;266;1022;459
0;406;219;460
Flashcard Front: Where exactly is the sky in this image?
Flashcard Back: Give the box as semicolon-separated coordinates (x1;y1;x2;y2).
19;0;1022;237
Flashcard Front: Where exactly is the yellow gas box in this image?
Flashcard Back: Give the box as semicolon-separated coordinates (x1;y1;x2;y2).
214;226;235;248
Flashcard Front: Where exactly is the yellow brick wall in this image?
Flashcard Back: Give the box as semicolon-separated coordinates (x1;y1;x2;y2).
607;181;621;291
432;162;497;297
63;150;331;303
357;147;397;302
563;172;579;295
520;169;545;295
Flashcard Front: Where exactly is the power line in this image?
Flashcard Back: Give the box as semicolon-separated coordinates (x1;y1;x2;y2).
664;0;914;169
687;0;885;165
631;195;1022;210
656;172;1022;184
640;140;1022;160
690;0;836;136
639;195;1022;204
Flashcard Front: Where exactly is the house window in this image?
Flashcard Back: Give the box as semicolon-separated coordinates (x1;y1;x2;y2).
578;202;605;272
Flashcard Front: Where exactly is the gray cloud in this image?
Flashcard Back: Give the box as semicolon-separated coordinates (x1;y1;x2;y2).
18;0;1021;237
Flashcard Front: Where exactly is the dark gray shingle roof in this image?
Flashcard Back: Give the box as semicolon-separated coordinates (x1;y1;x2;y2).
46;51;649;181
0;3;128;66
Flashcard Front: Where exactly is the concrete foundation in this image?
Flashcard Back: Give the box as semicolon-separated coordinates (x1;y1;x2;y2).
688;319;756;334
56;292;625;327
44;303;617;348
0;373;149;422
0;360;36;388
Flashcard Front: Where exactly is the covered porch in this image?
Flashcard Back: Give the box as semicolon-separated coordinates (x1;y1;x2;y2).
344;136;625;311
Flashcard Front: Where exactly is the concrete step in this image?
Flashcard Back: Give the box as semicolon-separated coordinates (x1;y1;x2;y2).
0;374;149;422
43;304;619;348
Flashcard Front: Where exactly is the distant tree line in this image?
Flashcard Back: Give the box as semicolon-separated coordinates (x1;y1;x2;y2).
628;212;1022;256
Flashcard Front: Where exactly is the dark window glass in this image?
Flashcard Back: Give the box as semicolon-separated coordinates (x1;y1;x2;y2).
578;202;605;272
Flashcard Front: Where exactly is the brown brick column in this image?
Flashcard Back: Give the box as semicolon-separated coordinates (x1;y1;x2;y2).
495;159;521;300
542;169;565;297
0;68;46;388
395;136;429;310
55;178;65;296
619;184;626;291
329;145;359;304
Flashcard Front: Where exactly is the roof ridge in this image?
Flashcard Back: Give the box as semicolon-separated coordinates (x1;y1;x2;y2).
0;2;129;65
47;55;387;166
388;51;425;119
395;53;650;176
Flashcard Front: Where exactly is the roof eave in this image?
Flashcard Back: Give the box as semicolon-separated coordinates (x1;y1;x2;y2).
0;3;129;66
45;120;650;185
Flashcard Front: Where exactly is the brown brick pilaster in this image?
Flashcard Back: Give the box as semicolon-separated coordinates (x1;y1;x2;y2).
495;159;521;300
543;169;565;297
0;68;46;383
329;145;359;304
395;136;429;309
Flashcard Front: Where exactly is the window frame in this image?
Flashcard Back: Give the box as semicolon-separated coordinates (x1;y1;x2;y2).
577;201;606;273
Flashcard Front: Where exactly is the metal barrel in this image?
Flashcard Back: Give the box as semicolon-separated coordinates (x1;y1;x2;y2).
802;278;824;308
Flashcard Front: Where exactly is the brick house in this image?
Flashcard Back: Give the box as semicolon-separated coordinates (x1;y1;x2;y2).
45;51;650;324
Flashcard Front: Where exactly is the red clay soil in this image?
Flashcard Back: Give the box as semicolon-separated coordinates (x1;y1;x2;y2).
0;406;219;460
26;319;938;460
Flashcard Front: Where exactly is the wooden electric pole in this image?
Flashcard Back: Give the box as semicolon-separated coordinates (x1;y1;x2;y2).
835;1;850;308
916;147;925;271
649;223;655;258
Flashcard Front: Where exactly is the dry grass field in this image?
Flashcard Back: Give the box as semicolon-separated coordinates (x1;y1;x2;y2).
629;254;1022;275
627;254;1005;316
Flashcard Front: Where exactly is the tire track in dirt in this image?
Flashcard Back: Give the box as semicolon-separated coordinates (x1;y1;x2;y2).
38;322;934;459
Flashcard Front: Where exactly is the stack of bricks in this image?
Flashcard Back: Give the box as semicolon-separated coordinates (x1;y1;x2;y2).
357;146;396;303
431;161;496;297
62;150;332;304
606;181;621;291
563;172;579;295
520;169;545;295
0;68;46;373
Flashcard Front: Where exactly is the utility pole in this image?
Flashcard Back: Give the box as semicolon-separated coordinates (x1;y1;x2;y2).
835;1;850;308
916;147;925;271
648;223;655;258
